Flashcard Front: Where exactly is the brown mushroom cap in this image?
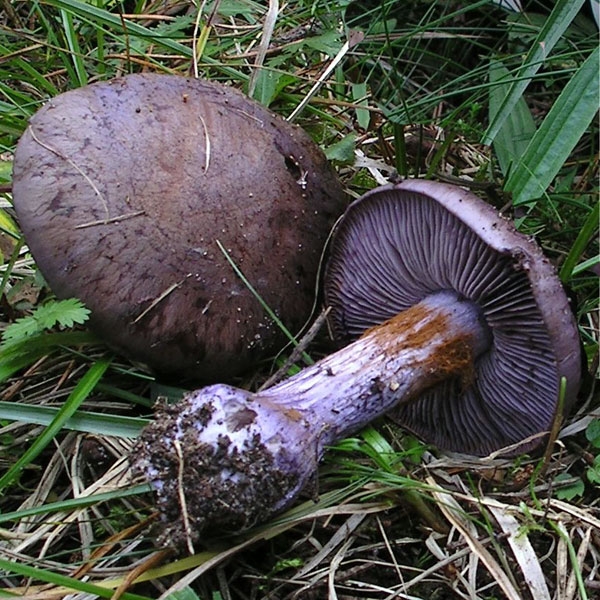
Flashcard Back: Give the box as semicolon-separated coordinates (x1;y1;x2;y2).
12;74;346;380
324;180;582;455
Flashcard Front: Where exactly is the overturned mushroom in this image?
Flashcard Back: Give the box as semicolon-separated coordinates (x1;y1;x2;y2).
135;180;581;549
325;179;581;455
12;74;345;380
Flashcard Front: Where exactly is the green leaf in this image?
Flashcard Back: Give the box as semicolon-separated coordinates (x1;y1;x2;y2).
559;201;600;283
2;298;90;342
213;0;258;20
0;484;149;525
488;59;536;178
251;70;296;107
505;46;599;205
324;133;357;165
585;419;600;448
482;0;586;145
301;30;343;56
0;330;97;384
0;360;110;490
587;455;600;485
0;157;13;183
351;82;370;130
554;474;585;501
360;426;397;471
0;208;19;236
60;8;88;86
164;588;204;600
44;0;245;81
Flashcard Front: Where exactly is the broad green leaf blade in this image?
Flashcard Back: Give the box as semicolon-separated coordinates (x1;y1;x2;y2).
0;360;110;490
488;59;536;178
0;401;148;437
351;81;370;130
324;133;357;164
164;588;203;600
251;70;296;107
0;208;19;235
482;0;586;145
505;46;599;205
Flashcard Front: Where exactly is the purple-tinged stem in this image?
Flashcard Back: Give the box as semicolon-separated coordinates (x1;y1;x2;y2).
135;290;490;550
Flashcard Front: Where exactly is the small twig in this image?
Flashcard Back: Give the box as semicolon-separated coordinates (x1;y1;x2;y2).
259;307;331;390
287;29;364;123
537;376;568;479
133;275;191;324
74;210;145;229
198;115;211;172
173;440;195;556
248;0;279;97
111;549;172;600
28;125;110;219
117;9;132;73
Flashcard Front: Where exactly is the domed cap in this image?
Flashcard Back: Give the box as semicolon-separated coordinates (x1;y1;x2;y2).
12;74;346;380
324;179;581;455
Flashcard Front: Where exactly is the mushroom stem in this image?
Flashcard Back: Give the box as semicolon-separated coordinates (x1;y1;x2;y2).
136;290;490;547
264;290;490;445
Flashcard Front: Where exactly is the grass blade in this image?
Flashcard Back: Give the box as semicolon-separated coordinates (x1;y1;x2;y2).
0;400;148;437
0;557;152;600
0;330;98;383
482;0;586;145
59;7;88;86
559;200;600;283
0;484;149;525
46;0;191;57
0;359;110;490
488;59;536;178
45;0;246;81
505;46;599;205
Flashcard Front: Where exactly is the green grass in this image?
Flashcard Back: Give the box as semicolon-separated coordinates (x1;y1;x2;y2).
0;1;598;598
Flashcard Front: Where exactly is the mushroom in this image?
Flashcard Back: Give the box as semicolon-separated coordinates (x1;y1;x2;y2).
325;179;582;455
135;179;581;549
11;74;346;380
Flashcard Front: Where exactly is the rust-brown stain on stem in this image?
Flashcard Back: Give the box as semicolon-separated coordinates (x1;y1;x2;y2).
362;302;476;391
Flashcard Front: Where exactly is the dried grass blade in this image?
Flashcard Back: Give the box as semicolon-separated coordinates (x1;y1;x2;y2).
487;504;551;600
248;0;279;97
565;526;592;600
556;521;570;599
287;30;364;122
290;512;366;581
427;479;522;600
